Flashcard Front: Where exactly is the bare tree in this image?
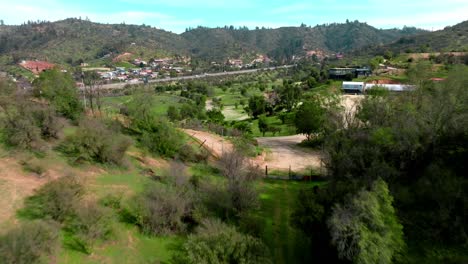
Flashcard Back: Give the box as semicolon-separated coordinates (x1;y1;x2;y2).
82;71;103;115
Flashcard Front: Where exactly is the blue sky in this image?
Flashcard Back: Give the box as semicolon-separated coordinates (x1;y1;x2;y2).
0;0;467;33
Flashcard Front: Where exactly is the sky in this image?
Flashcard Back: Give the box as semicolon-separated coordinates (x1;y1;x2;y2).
0;0;467;33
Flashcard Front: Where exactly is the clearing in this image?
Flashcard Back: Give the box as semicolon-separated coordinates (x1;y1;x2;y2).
257;135;322;172
184;129;323;172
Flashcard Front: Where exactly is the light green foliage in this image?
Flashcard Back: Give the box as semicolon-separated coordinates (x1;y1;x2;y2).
177;218;271;264
126;93;185;157
33;69;83;120
328;178;405;264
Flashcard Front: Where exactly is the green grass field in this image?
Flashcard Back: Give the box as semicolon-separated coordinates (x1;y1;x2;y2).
258;179;319;264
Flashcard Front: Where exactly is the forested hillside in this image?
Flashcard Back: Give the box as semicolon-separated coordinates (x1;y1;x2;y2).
0;18;427;65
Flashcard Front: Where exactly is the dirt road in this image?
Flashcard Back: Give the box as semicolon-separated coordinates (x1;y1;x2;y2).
256;135;322;172
184;129;322;172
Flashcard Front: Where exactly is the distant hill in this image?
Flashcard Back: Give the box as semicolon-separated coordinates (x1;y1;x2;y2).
363;20;468;55
0;18;429;65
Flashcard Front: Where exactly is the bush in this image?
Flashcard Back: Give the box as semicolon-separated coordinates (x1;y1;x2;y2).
139;120;185;158
0;220;59;264
130;183;194;235
20;176;84;222
61;118;132;165
65;202;113;254
175;218;271;264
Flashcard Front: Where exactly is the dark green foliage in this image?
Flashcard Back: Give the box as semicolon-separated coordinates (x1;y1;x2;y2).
293;65;468;262
258;115;269;136
33;69;82;120
294;100;325;140
206;109;225;124
167;105;181;121
246;95;268;118
277;80;302;111
0;220;59;264
176;218;271;264
20;176;84;222
369;21;468;55
61;118;132;165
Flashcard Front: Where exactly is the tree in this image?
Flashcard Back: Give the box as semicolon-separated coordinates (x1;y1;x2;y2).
82;71;103;115
258;115;269;136
278;80;302;111
206;109;225;124
294;101;325;140
176;218;271;264
167;105;181;121
0;80;62;150
246;95;267;118
328;178;405;264
33;69;82;120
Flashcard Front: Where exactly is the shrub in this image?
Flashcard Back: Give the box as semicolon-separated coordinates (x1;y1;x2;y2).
0;220;59;264
61;118;132;165
20;176;84;222
65;202;113;254
131;183;194;235
139;120;184;158
176;218;271;264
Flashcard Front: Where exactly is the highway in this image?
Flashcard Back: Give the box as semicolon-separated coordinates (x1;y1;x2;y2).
100;65;294;89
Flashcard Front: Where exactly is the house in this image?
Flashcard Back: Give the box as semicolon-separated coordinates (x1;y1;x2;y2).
19;60;55;75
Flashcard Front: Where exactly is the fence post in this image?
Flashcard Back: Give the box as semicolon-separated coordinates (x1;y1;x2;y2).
265;165;268;177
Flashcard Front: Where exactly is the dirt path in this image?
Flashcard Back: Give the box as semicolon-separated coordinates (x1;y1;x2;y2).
0;158;46;227
184;129;322;172
184;129;233;159
257;135;322;172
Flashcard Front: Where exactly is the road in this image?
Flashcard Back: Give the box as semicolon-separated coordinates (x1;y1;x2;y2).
100;65;294;90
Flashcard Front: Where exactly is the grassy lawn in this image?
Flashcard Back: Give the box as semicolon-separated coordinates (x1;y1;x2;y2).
258;179;319;264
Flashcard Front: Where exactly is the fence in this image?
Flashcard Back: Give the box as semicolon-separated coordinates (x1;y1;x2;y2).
264;164;327;181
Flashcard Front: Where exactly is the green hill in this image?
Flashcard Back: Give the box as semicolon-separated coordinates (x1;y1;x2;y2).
0;18;431;66
363;20;468;54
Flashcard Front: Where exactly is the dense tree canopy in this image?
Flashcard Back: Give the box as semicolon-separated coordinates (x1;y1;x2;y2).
33;69;82;120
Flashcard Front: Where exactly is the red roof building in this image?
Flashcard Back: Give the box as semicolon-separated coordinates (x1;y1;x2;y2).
19;61;55;75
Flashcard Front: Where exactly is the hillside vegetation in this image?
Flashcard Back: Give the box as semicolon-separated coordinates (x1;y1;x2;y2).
0;18;427;65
